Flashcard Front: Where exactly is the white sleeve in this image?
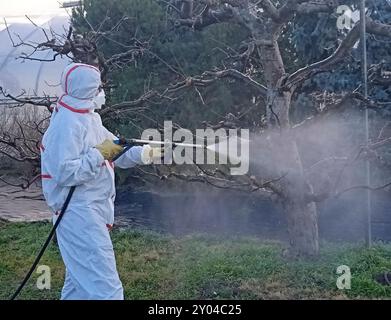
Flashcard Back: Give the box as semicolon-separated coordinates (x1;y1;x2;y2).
114;146;144;168
46;122;104;187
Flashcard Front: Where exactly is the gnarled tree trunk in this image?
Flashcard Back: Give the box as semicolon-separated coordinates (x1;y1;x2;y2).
270;128;320;256
285;199;319;256
256;29;319;256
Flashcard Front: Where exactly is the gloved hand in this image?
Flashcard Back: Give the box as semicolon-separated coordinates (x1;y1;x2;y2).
141;144;164;164
95;139;123;160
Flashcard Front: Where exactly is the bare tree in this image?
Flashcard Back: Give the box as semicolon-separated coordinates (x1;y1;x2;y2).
158;0;391;256
0;92;51;189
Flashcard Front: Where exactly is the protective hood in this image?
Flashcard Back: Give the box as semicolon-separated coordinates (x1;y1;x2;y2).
58;63;101;112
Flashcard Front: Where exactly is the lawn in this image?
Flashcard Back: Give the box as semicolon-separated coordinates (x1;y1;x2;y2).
0;220;390;300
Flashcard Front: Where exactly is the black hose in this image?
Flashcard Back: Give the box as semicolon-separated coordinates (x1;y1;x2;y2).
10;186;76;300
112;145;131;162
10;144;132;300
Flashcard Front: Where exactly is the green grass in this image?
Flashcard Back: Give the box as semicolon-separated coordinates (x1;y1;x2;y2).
0;220;390;300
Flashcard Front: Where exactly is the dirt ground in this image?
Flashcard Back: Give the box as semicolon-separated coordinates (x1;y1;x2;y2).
0;185;51;222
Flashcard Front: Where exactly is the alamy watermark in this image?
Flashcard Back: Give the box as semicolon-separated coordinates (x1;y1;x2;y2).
336;5;369;30
36;265;51;290
336;265;351;290
140;121;250;175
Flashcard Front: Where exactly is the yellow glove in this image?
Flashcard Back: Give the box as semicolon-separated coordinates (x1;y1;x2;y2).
141;144;164;164
95;139;123;160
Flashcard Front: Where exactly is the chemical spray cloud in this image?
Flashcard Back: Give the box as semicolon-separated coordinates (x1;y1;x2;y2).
140;121;250;175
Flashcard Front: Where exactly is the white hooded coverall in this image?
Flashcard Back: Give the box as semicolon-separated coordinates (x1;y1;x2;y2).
41;63;143;300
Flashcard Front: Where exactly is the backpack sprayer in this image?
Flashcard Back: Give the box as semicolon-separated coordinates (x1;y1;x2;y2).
10;138;207;300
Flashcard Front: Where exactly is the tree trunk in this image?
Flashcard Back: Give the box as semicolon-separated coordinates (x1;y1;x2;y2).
276;133;320;256
253;24;320;256
284;195;319;257
265;95;320;256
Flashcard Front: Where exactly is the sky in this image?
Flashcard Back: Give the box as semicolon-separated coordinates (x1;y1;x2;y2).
0;0;69;30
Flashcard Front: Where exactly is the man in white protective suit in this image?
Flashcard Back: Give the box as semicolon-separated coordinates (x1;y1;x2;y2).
40;63;162;300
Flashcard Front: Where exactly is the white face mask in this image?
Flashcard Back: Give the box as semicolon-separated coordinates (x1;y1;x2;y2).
93;90;106;109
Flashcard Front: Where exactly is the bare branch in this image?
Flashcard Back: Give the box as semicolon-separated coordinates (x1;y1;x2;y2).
0;87;55;112
336;181;391;197
175;4;234;29
285;18;391;90
292;92;378;131
100;66;267;116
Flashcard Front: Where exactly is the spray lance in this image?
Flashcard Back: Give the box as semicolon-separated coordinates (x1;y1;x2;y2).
10;137;206;300
114;137;206;153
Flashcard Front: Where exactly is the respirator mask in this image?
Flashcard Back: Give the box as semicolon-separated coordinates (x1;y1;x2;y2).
93;90;106;109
